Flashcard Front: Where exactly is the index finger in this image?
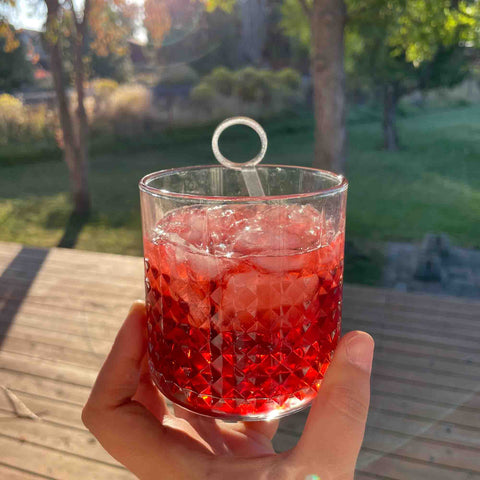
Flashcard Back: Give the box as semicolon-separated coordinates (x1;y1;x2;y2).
86;300;148;409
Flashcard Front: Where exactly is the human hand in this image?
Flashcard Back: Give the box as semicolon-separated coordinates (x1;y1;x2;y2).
82;301;374;480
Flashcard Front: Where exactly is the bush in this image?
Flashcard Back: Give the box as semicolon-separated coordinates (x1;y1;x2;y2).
234;67;265;103
0;94;57;148
190;84;216;108
187;66;305;120
203;67;236;96
91;78;119;99
99;84;153;135
276;68;301;90
0;94;24;145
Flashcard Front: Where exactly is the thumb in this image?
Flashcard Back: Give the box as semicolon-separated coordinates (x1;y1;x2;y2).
294;331;374;478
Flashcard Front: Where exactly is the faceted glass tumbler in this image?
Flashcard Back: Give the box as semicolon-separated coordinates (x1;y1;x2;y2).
139;165;348;420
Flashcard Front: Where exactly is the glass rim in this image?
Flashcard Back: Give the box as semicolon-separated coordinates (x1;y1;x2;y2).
139;164;348;202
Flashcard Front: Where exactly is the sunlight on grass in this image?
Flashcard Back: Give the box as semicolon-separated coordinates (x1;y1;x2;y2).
0;105;479;271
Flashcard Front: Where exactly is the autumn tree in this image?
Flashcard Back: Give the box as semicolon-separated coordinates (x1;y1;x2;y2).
1;1;146;215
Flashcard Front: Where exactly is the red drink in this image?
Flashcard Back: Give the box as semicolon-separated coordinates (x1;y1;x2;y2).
144;203;344;419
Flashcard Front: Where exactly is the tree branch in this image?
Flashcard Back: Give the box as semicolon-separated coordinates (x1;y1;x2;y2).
297;0;312;18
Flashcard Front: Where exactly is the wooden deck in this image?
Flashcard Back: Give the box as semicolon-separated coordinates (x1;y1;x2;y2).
0;241;479;479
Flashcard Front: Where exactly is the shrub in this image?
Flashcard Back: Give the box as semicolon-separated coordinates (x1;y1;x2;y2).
0;94;25;145
203;67;236;96
234;67;265;103
276;68;301;90
91;78;119;99
190;84;216;108
101;84;153;135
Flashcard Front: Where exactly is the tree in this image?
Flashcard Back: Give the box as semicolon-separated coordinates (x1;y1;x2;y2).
282;0;480;153
1;0;142;215
0;25;33;92
281;0;347;172
347;0;479;150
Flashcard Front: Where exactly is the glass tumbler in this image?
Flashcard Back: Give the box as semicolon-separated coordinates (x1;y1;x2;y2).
139;122;348;421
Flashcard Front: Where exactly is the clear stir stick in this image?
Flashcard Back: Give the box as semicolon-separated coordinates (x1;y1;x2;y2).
212;117;267;197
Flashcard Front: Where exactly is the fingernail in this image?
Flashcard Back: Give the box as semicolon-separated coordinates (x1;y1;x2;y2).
128;300;145;316
346;332;374;374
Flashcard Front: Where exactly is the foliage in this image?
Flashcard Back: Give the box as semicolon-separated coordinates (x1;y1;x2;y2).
276;67;302;90
0;94;56;146
91;78;119;99
202;66;235;95
279;0;479;89
0;94;24;144
280;0;312;47
1;106;479;266
234;67;266;102
192;66;304;115
190;83;216;107
0;28;33;92
89;50;133;82
97;84;153;135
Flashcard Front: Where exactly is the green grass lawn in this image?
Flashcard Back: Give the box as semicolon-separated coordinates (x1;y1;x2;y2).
1;104;479;284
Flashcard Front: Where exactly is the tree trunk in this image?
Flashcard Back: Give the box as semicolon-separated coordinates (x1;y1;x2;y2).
311;0;347;173
71;0;91;215
383;84;399;151
45;0;90;215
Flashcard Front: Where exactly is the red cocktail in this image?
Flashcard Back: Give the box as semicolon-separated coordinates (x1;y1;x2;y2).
144;203;344;418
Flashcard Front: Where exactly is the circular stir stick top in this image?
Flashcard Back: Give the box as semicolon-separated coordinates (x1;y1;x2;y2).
211;116;268;171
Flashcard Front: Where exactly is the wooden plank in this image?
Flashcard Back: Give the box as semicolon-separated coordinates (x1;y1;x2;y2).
344;284;480;316
363;428;480;472
345;316;480;346
366;412;480;449
6;315;480;381
0;256;142;282
4;324;113;356
343;293;480;321
275;430;480;479
343;305;480;335
372;362;479;392
0;435;135;480
0;274;143;303
0;389;84;430
0;242;141;270
371;376;480;410
365;337;480;365
1;313;118;342
370;392;480;429
278;403;480;451
1;336;105;370
0;351;98;387
0;285;135;317
371;350;480;378
351;325;480;355
0;463;54;480
0;370;89;406
357;449;480;480
0;417;121;466
3;301;125;327
6;325;479;396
